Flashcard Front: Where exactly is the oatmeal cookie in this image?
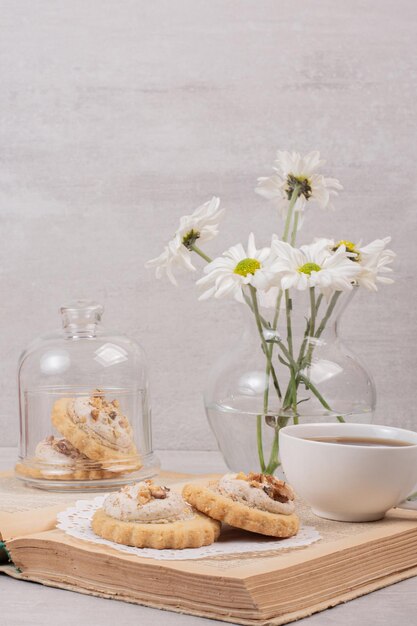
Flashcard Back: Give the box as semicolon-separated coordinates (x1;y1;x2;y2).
92;480;221;549
183;472;299;538
15;436;116;481
51;393;140;470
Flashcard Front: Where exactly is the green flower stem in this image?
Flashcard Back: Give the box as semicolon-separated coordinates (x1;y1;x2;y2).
272;288;284;331
298;374;345;422
258;289;283;474
249;287;281;378
262;186;301;474
189;244;212;264
277;187;302;423
242;288;283;476
292;291;343;417
294;290;345;422
285;289;317;401
249;285;284;471
258;349;281;474
265;430;280;474
304;290;345;422
256;415;266;472
285;291;294;357
283;289;299;421
309;287;316;337
282;184;300;243
262;288;284;432
267;288;345;471
268;360;282;399
298;374;331;410
292;317;310;375
290;211;300;246
295;291;321;370
280;287;343;426
302;287;319;368
292;401;299;424
243;289;268;471
314;291;341;339
243;291;282;398
315;292;323;313
242;292;271;330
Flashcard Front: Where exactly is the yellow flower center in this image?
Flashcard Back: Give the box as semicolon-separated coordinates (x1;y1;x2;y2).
333;240;360;261
234;258;261;277
298;262;321;275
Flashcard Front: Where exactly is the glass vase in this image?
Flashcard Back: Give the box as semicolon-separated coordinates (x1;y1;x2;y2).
204;288;375;474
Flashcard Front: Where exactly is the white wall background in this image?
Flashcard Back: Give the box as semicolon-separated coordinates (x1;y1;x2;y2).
0;0;416;449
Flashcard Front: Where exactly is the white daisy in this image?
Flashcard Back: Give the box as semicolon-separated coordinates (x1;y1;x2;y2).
319;237;396;291
270;237;360;293
356;237;395;291
196;233;274;303
145;197;223;285
315;237;361;260
255;150;343;220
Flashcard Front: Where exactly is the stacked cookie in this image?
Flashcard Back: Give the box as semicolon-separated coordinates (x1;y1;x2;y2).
16;391;141;482
92;472;300;549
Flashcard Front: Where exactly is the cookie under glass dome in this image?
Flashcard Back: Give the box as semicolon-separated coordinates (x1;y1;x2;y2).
16;301;160;491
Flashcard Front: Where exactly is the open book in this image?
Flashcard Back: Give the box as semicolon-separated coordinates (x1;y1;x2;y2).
2;470;417;626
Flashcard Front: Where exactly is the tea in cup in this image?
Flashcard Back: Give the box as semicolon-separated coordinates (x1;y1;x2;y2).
279;423;417;522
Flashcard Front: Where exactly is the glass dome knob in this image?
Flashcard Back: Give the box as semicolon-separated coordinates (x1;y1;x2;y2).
60;300;104;335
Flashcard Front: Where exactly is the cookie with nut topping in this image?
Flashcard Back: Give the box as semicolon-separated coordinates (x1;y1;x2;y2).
51;391;140;471
182;472;299;538
15;435;117;481
92;480;221;549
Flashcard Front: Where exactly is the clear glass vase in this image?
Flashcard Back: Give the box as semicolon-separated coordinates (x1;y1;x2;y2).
204;288;375;475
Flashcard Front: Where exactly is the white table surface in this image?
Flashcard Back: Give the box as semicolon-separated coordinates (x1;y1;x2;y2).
1;447;416;626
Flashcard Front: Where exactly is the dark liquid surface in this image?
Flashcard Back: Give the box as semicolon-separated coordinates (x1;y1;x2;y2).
304;436;414;447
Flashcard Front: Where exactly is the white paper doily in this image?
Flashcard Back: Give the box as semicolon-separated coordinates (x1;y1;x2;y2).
56;495;321;560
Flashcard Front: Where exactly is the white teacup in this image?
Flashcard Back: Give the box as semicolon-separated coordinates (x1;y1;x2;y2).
279;423;417;522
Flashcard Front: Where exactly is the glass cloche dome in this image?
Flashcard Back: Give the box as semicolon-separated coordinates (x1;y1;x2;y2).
15;300;160;490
